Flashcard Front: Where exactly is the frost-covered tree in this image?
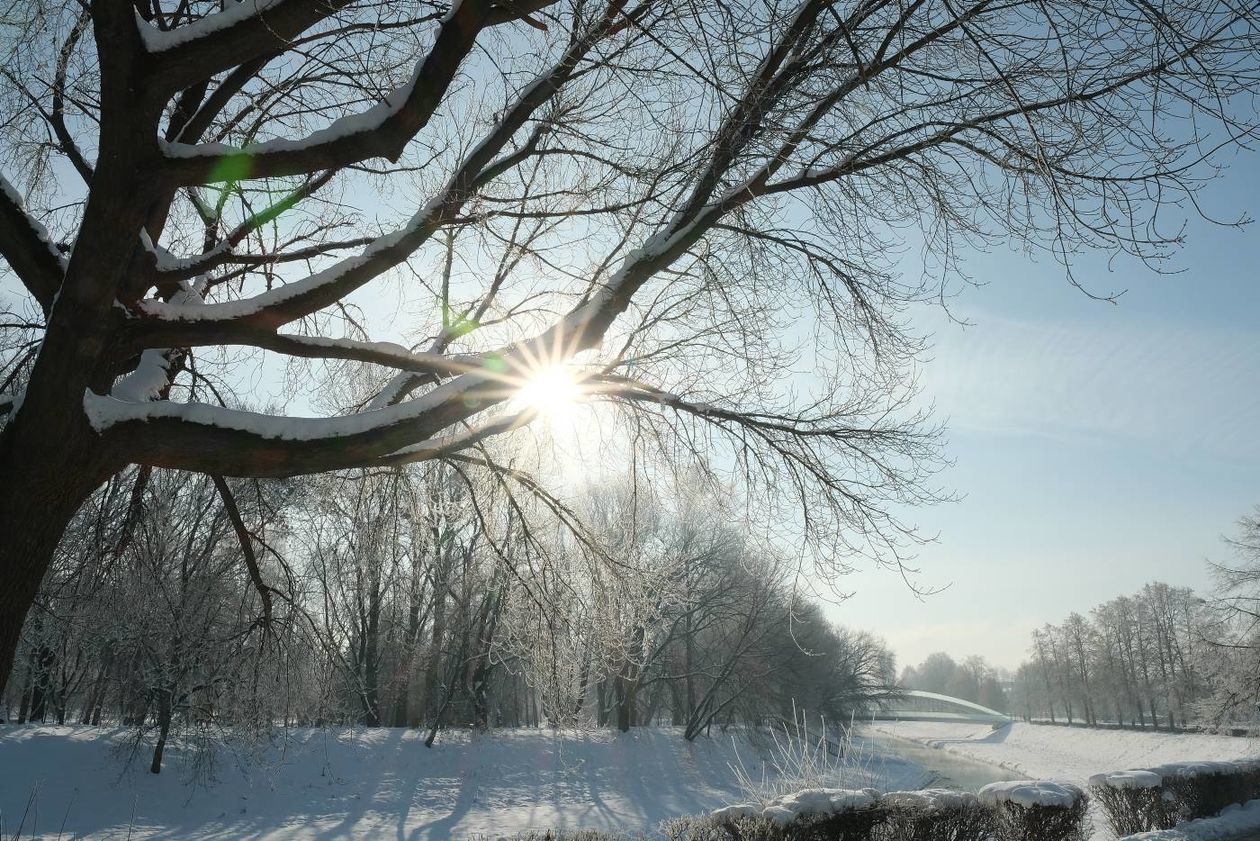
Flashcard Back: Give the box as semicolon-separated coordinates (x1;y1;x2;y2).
1013;583;1215;728
1201;507;1260;727
2;0;1260;691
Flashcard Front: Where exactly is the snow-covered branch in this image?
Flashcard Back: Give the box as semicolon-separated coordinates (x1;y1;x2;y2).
158;1;497;184
133;3;633;344
83;370;501;476
0;173;66;313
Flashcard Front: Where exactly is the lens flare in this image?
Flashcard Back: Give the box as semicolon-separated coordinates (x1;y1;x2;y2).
515;365;581;419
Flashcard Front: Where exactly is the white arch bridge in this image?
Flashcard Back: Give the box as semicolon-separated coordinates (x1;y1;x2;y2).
869;690;1012;725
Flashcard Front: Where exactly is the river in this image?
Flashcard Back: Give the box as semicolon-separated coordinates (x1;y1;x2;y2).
857;729;1023;791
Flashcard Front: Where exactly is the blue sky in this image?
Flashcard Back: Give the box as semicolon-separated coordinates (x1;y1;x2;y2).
829;148;1260;670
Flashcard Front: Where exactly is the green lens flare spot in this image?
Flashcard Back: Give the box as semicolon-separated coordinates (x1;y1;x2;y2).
208;153;253;184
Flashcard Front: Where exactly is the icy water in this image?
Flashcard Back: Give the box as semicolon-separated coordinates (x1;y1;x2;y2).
858;731;1023;791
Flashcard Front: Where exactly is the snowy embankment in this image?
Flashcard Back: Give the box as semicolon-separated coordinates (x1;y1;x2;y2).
867;721;1260;788
0;725;929;840
868;721;1260;839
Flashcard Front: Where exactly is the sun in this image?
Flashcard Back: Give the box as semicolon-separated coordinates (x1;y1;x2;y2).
514;365;582;420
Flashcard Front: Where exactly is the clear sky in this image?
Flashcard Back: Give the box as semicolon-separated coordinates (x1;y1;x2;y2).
827;147;1260;671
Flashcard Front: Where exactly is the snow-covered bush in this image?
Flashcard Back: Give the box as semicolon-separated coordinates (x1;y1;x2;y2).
876;789;993;841
1117;800;1260;841
1150;762;1253;824
475;832;645;841
1088;770;1170;835
665;788;886;840
977;781;1088;841
665;781;1092;841
1090;759;1260;836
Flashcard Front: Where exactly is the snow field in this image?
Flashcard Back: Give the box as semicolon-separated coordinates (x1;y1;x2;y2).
0;725;928;840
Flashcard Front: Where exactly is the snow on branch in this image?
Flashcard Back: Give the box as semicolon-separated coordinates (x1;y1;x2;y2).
134;0;287;52
0;173;67;313
159;58;424;174
111;349;173;403
137;213;431;324
137;0;362;94
158;1;496;183
140;6;631;339
84;372;483;442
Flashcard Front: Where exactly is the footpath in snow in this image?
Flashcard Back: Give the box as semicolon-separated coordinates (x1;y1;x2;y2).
0;725;929;840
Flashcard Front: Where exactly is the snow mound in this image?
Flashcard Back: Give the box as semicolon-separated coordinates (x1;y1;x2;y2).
1122;799;1260;841
978;780;1085;809
1089;770;1164;790
882;789;980;811
1148;761;1243;779
712;788;880;825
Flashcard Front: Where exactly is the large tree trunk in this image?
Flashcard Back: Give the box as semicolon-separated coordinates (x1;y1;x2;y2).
0;438;107;693
0;5;164;693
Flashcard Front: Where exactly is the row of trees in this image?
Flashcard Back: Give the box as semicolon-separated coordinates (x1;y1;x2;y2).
1009;583;1215;729
1007;509;1260;732
1;461;897;773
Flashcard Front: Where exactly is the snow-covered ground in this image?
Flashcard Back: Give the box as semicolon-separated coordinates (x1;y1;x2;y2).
867;721;1260;787
0;725;929;840
868;721;1260;839
11;721;1253;839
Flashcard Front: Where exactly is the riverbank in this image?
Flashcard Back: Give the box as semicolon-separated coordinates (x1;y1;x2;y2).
867;720;1260;788
857;730;1020;791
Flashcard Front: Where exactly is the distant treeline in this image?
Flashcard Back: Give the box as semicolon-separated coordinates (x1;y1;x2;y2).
1007;580;1250;730
899;652;1009;712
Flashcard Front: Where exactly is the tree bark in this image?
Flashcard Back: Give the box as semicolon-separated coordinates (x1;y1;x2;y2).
0;3;164;692
0;441;107;693
151;682;174;774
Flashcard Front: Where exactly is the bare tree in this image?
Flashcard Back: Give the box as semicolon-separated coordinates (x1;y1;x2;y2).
2;0;1259;691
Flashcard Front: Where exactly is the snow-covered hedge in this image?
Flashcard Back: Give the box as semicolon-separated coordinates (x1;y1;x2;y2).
663;784;1088;841
879;789;993;841
482;832;642;841
667;788;886;841
1090;759;1260;836
1119;799;1260;841
977;781;1089;841
1088;770;1169;835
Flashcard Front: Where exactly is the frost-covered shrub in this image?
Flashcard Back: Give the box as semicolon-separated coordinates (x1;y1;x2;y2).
472;831;645;841
1090;759;1260;836
1237;758;1260;799
1088;770;1170;835
875;789;992;841
1150;762;1251;823
660;815;734;841
977;781;1088;841
666;788;886;840
663;810;886;841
